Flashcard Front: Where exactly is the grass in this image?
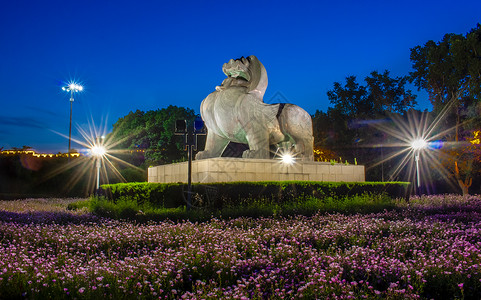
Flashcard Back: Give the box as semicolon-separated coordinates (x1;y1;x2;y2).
68;192;399;222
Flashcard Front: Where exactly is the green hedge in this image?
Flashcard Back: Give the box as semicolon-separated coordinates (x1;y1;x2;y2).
100;181;411;209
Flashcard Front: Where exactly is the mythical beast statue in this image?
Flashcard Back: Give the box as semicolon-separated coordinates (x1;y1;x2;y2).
196;55;314;161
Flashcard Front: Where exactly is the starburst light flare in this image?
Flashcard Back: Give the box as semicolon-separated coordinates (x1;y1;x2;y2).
274;143;298;166
411;138;427;151
49;115;145;195
369;100;462;193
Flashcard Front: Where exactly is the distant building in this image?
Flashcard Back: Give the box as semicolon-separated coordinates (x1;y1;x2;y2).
0;149;81;158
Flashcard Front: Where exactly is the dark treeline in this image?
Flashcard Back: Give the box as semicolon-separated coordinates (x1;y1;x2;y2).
0;152;146;199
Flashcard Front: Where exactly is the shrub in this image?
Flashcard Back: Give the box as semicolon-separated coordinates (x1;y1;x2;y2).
66;199;90;211
100;181;410;209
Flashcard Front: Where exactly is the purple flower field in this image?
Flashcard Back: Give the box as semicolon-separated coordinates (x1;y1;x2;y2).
1;196;481;299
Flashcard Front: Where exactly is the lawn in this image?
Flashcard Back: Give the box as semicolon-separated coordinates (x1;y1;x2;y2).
0;195;480;299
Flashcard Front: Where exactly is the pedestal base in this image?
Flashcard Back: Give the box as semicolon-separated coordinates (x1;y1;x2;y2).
148;158;365;183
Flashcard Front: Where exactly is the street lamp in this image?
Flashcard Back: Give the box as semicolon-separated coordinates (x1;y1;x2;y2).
411;138;427;194
62;82;83;161
175;118;206;210
91;136;106;191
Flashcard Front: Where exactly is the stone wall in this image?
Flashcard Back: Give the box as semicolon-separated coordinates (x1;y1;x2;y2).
148;158;365;183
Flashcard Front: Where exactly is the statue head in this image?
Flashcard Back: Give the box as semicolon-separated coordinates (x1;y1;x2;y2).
222;55;268;99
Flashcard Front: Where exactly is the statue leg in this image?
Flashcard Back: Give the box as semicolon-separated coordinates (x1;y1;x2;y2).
294;136;314;161
195;131;230;160
242;129;270;159
279;104;314;161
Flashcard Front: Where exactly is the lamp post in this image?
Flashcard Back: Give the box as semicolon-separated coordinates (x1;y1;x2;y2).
411;138;427;194
175;118;205;210
91;136;106;192
62;83;83;161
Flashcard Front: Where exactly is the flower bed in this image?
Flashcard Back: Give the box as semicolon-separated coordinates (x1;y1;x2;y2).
0;195;480;299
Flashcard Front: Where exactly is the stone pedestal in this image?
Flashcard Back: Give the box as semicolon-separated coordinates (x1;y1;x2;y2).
148;158;365;183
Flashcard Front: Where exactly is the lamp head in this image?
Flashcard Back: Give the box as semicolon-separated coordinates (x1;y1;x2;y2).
175;120;187;134
62;82;83;92
194;117;205;134
411;138;427;150
91;145;106;157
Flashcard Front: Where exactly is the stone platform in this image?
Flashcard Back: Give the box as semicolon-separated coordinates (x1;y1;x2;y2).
148;157;365;183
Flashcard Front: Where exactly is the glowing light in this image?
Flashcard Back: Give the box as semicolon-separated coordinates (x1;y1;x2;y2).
469;130;481;145
62;82;83;92
368;105;463;194
50;116;145;195
275;144;297;165
281;153;295;165
91;145;106;157
428;140;444;150
411;138;427;151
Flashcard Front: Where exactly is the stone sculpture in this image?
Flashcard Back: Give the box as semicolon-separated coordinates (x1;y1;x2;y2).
196;55;314;160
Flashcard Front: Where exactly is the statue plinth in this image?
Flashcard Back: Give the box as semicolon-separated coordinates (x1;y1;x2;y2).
148;158;365;183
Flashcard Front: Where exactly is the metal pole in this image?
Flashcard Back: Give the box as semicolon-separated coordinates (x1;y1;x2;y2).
96;157;101;191
187;143;192;210
68;91;73;162
381;144;384;182
415;153;420;194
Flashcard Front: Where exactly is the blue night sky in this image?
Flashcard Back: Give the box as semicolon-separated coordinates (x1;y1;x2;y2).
1;0;480;153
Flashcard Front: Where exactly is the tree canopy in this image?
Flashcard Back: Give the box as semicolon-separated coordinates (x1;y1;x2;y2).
312;71;417;181
328;71;417;118
110;105;196;166
410;23;481;111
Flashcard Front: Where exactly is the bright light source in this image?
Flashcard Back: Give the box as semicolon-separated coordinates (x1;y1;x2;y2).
281;153;295;165
91;145;106;157
63;82;83;92
411;138;427;150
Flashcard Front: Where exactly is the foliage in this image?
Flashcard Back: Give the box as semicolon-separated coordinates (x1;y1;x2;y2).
119;167;146;182
109;105;197;166
327;71;417;119
410;23;481;194
1;195;481;299
100;181;411;210
86;193;398;222
101;182;184;208
313;72;417;180
410;23;481;108
313;146;337;162
437;129;481;194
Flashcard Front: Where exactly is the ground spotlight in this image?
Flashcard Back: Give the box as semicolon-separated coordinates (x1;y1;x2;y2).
281;153;295;165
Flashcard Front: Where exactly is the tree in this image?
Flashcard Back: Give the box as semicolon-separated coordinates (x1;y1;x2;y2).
327;76;369;118
365;70;417;114
410;23;481;194
315;72;417;180
110;105;197;166
328;72;417;119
